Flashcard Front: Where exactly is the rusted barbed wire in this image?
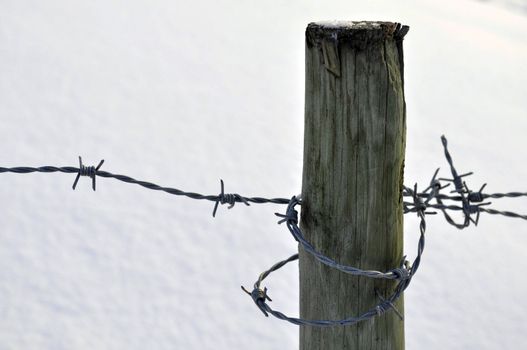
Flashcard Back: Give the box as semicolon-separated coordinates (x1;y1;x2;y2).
1;135;526;326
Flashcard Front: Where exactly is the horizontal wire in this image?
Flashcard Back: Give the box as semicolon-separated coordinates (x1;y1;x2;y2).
1;135;527;327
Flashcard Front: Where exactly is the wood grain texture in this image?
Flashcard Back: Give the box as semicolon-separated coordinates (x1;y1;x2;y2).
300;21;408;350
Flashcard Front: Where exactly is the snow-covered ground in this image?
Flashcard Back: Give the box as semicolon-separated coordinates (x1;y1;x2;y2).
484;0;527;12
1;0;526;349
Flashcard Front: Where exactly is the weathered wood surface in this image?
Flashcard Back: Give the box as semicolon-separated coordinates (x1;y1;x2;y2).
300;21;408;350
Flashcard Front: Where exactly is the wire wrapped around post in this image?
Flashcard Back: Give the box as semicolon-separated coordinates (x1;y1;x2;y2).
241;187;427;326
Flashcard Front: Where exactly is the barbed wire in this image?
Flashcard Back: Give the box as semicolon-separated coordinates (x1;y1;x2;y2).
241;186;425;326
1;135;526;327
0;158;290;217
241;184;427;326
275;196;411;280
241;135;527;326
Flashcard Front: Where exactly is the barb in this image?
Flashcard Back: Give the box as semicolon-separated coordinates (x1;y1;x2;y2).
72;157;104;191
435;135;488;228
212;179;250;217
375;288;404;321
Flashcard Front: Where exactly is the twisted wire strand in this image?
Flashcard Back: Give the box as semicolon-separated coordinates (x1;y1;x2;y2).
482;192;527;199
276;196;411;280
408;191;527;202
480;207;527;220
0;164;291;216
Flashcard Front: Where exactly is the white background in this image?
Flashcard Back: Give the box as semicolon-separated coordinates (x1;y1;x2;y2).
1;0;526;349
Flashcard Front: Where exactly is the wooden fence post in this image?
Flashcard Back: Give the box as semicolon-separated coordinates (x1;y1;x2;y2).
300;21;408;349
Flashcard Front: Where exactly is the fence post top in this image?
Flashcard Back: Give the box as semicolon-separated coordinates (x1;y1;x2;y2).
306;21;409;42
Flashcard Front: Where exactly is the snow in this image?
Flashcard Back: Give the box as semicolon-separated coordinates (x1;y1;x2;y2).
313;20;384;28
0;0;526;349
